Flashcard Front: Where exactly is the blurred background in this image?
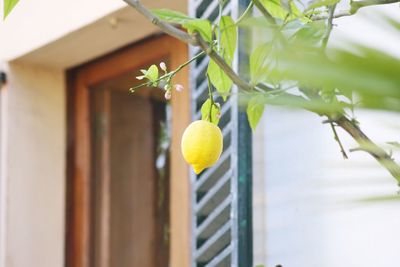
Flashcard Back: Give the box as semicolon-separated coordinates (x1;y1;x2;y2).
252;2;400;266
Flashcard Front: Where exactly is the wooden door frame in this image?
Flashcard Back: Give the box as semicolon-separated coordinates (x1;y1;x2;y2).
66;34;191;267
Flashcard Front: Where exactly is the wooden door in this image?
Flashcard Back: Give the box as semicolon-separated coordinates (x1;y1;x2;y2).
66;35;191;267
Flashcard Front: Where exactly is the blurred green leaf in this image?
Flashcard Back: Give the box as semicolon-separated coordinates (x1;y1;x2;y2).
260;0;304;21
306;0;340;10
260;0;288;20
4;0;19;19
272;44;400;112
250;43;272;85
247;96;265;130
201;99;220;125
357;194;400;203
291;20;326;45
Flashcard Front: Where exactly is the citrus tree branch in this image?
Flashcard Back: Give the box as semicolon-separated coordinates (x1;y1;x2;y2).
312;0;400;20
193;32;253;91
124;0;400;184
122;0;198;45
334;116;400;184
123;0;253;92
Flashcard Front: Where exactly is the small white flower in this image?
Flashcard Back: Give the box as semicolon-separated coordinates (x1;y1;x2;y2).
164;90;172;100
136;75;145;80
174;84;184;92
159;62;167;72
215;102;221;108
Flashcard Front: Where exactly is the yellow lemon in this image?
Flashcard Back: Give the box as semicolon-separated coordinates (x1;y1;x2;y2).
181;120;223;174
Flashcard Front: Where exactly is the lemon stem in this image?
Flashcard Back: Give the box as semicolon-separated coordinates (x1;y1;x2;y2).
206;74;215;123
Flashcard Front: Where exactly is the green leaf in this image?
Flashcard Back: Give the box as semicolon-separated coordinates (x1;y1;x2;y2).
207;59;232;101
219;16;237;63
200;99;220;125
306;0;340;10
153;8;212;42
260;0;288;20
259;0;305;21
152;9;191;24
291;20;326;45
4;0;19;19
274;44;400;112
250;43;272;85
247;96;265;130
206;16;236;100
139;65;159;86
184;19;212;43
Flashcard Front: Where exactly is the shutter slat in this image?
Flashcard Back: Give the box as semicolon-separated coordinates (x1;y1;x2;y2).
196;195;231;239
199;0;219;19
194;221;231;263
195;147;232;191
195;169;232;213
204;244;232;267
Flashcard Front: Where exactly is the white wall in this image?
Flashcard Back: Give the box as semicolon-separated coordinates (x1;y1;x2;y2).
255;108;400;267
253;3;400;267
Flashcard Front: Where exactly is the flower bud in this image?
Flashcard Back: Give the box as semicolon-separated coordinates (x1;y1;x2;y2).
174;84;184;92
160;62;167;72
164;90;172;100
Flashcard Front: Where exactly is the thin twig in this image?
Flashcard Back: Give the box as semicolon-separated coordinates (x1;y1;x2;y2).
235;1;254;25
335;116;400;184
321;4;337;50
321;3;348;159
130;50;205;91
329;121;348;159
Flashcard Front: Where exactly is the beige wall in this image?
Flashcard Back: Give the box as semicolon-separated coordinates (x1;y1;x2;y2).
5;63;65;267
0;1;187;266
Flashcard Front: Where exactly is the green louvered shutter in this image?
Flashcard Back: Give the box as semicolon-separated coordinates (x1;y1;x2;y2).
188;0;253;266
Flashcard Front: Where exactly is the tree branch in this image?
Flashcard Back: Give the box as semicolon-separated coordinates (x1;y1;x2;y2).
312;0;400;20
334;116;400;184
124;0;400;184
124;0;254;92
194;32;253;91
122;0;198;45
